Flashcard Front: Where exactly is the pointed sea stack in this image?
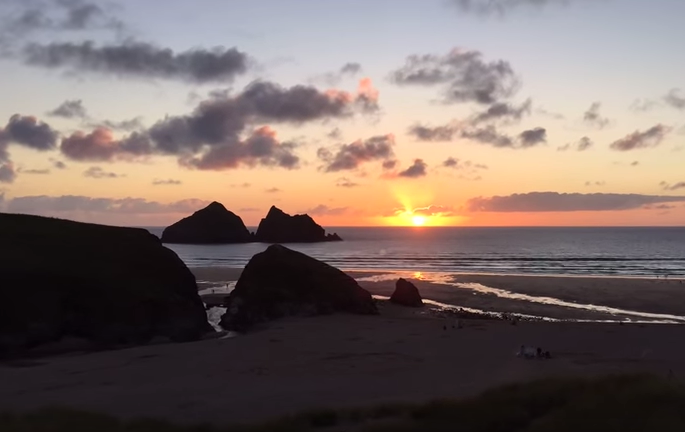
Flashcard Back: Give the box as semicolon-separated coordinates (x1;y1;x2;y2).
255;206;343;243
390;278;424;307
161;202;253;244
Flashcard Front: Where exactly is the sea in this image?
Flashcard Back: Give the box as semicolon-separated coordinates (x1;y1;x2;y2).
143;227;685;278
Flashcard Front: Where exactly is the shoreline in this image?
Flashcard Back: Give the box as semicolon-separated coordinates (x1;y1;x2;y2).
189;265;685;281
191;267;685;323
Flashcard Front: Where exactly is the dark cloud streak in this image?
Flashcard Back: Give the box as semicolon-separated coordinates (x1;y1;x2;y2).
610;124;670;151
467;192;685;212
23;41;250;83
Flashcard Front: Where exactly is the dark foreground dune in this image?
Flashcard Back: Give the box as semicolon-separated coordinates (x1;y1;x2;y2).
2;303;685;425
3;374;684;431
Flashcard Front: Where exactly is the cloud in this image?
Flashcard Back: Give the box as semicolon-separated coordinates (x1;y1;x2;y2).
22;41;250;83
302;204;349;216
312;62;363;85
58;79;378;170
585;181;605;187
265;187;282;193
412;205;454;217
629;98;658;113
408;123;459;142
238;207;260;212
390;48;519;104
83;166;123;179
230;182;251;188
0;114;59;151
48;100;143;131
47;99;87;119
408;99;532;142
61;128;151;161
442;157;487;181
609;124;670;151
340;62;362;75
664;89;685;110
181;126;300;171
0;163;15;183
661;181;685;191
462;125;547;148
558;136;593;152
336;177;359;187
409;122;546;149
147;79;375;155
467;192;685;212
451;124;513;147
382;159;398;170
536;108;565;120
397;159;428;178
97;117;144;132
583;102;610;129
2;195;209;216
518;127;547;147
387;205;454;218
1;0;124;39
0;115;59;183
318;134;395;172
152;178;182;186
19;168;50;175
328;128;342;140
472;99;532;124
450;0;587;16
52;159;67;169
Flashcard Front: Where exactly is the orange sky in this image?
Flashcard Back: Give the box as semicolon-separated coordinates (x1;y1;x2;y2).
1;0;684;227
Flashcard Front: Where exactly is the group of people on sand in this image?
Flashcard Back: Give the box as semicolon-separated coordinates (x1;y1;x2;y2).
517;345;552;359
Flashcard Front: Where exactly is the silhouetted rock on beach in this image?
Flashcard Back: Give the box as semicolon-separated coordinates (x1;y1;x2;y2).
220;244;377;331
161;202;253;244
390;278;424;307
0;213;212;356
255;206;343;243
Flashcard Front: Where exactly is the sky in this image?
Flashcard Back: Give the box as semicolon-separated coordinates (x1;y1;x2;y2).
0;0;684;227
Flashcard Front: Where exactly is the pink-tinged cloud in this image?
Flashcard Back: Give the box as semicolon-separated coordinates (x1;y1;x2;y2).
2;195;209;215
318;134;395;172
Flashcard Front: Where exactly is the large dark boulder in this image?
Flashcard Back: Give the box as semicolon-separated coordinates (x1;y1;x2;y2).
0;213;212;356
255;206;343;243
161;202;252;244
220;244;377;331
390;278;424;307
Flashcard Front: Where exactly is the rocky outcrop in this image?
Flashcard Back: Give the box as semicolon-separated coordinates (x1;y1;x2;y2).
390;278;424;307
161;202;252;244
255;206;343;243
0;213;212;356
220;244;377;331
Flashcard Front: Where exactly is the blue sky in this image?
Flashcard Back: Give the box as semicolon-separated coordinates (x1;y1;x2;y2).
0;0;684;226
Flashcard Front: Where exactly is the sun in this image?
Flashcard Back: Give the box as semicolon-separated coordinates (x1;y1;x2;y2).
412;215;427;226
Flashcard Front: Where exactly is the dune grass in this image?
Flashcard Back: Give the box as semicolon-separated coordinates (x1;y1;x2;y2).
2;374;684;431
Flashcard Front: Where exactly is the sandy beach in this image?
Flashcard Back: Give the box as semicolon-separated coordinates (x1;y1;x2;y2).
2;301;685;425
2;266;685;425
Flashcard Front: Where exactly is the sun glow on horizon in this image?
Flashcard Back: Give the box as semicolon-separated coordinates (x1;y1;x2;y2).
412;215;427;226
